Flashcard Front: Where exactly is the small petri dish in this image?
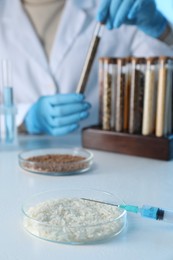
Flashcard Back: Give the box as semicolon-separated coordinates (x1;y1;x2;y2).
18;147;93;176
22;188;127;244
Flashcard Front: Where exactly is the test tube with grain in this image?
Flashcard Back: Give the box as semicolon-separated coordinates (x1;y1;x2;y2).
129;58;145;134
123;57;131;132
111;58;117;130
76;23;104;94
98;57;105;126
115;58;125;132
164;58;173;135
142;57;157;136
102;58;113;131
155;57;167;137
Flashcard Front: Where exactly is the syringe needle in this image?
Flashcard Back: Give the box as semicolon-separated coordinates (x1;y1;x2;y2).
82;199;173;224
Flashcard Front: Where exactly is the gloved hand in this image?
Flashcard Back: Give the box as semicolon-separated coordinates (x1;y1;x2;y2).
97;0;168;38
24;93;91;136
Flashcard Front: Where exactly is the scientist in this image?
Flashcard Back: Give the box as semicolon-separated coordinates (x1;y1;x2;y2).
0;0;173;136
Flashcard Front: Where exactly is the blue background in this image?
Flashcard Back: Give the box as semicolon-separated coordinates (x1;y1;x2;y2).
155;0;173;22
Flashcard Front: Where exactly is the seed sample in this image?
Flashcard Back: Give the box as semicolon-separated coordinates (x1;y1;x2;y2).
19;148;93;175
129;58;145;134
23;198;126;244
102;58;113;131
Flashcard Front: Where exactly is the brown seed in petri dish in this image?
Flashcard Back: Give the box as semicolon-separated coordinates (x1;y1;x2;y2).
23;154;88;173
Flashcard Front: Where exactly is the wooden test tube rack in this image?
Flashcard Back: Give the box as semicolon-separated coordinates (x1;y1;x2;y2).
82;126;173;161
82;56;173;161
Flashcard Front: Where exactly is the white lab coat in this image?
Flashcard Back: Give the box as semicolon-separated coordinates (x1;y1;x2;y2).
0;0;173;128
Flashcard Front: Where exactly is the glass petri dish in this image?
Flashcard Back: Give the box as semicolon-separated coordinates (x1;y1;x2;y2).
18;147;93;176
22;188;127;244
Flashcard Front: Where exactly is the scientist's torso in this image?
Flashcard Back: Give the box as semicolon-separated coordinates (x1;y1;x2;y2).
0;0;173;126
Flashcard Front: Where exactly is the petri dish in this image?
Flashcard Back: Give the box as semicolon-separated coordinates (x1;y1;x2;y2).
18;147;93;176
22;188;127;244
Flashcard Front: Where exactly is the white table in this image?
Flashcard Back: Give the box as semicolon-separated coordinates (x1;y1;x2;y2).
0;133;173;260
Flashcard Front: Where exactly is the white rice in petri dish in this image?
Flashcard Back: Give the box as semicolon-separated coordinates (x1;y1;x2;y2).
23;197;126;244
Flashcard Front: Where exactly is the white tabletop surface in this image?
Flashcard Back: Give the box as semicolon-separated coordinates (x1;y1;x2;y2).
0;132;173;260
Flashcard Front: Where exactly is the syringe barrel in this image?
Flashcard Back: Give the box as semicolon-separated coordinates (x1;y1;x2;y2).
141;205;173;223
160;209;173;223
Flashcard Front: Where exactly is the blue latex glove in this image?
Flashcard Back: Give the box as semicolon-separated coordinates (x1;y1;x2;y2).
24;93;91;136
97;0;168;38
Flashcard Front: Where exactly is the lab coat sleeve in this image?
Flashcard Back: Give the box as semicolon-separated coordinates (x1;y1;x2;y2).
130;29;173;57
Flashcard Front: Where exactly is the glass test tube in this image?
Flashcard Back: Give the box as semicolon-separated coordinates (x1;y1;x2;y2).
111;58;117;130
115;58;125;132
123;57;131;132
142;58;157;136
1;60;17;144
98;58;105;126
129;57;145;134
164;58;173;135
156;57;168;137
102;58;112;131
76;23;104;94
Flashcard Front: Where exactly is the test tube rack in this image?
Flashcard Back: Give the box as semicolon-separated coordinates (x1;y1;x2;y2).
82;126;173;161
82;56;173;161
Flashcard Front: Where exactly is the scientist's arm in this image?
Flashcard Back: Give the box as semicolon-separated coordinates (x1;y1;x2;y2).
96;0;171;42
23;93;91;136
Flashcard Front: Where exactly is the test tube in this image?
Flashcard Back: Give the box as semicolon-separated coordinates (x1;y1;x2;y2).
164;58;173;135
102;58;113;131
98;57;105;126
129;57;145;134
142;57;157;136
123;57;131;132
155;57;167;137
1;60;17;143
115;58;125;132
76;23;104;94
110;58;117;130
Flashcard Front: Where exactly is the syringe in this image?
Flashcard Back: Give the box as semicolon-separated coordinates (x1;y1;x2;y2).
118;204;173;223
82;198;173;224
